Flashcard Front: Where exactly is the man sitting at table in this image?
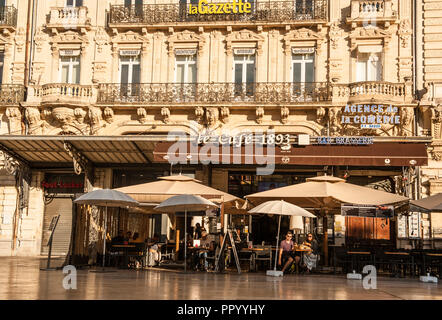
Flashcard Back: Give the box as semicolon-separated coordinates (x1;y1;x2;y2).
278;231;301;273
195;231;213;271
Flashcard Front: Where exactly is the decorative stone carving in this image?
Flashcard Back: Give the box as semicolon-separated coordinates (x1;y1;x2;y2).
431;104;442;139
14;27;25;52
205;107;219;129
92;62;107;84
74;108;87;124
52;107;77;133
137;107;148;124
281;107;289;124
5;107;22;134
88;106;103;135
399;107;414;136
111;30;149;46
34;27;47;52
349;26;392;51
161;107;170;124
220;107;230;124
94;27;109;53
328;107;341;136
398;19;412;48
329;21;343;50
168;30;205;56
103;107;114;124
195;106;204;123
316;107;326;125
256;107;264;124
25;107;43;134
30;62;45;84
226;29;265;55
12;62;25;83
283;28;324;54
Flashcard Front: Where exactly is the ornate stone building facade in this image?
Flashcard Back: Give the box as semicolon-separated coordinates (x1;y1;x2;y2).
1;0;441;256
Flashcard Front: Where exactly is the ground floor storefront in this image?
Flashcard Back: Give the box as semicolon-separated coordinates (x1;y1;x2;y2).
0;257;441;300
0;135;442;261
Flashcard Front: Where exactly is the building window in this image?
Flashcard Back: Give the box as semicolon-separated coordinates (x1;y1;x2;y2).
234;52;255;96
175;53;197;84
0;0;5;7
125;0;143;17
356;53;382;82
120;54;140;96
295;0;313;16
292;52;315;98
0;52;4;84
60;55;80;84
66;0;83;7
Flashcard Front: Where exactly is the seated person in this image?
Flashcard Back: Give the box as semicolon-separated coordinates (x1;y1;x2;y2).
234;228;247;250
302;233;320;272
194;223;202;239
278;231;301;273
194;231;214;271
131;232;144;243
147;233;161;266
124;231;132;244
111;230;125;244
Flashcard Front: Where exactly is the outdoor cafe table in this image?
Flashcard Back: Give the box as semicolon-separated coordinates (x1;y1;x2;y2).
383;252;413;277
422;253;442;277
112;244;136;269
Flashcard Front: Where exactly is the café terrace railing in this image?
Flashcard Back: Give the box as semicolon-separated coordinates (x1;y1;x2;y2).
108;0;328;25
0;6;17;28
0;84;25;105
97;81;412;105
97;82;330;104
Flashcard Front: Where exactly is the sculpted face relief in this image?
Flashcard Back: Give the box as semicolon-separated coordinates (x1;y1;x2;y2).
188;0;252;15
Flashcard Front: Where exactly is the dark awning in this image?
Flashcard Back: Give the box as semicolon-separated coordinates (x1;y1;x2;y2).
153;142;428;167
411;193;442;212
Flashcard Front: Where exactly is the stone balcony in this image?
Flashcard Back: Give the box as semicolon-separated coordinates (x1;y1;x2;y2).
46;6;91;33
0;85;25;106
332;81;413;105
108;0;328;29
0;6;17;33
28;83;96;107
347;0;397;27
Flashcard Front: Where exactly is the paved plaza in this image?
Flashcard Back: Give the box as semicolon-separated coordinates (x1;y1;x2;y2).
0;257;440;300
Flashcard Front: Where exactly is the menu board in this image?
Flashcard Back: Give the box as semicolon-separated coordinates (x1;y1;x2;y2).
408;212;421;239
397;214;407;239
341;204;394;218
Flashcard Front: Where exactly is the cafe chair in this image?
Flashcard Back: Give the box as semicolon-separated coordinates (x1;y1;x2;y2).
253;245;272;272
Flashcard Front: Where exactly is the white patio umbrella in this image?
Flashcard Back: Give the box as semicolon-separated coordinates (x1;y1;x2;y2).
74;189;139;272
248;200;316;277
154;194;218;273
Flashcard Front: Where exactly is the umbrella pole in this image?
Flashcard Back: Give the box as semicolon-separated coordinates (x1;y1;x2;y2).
184;209;187;273
102;206;107;270
274;215;281;271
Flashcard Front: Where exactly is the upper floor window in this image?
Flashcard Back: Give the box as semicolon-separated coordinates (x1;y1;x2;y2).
234;50;255;96
120;52;140;97
60;52;80;84
120;54;140;85
66;0;83;7
295;0;313;15
0;0;5;7
356;53;382;82
292;52;314;83
175;51;197;84
0;52;4;84
125;0;143;17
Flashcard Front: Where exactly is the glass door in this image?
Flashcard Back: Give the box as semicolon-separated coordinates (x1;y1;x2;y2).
292;53;314;99
234;53;255;97
120;55;141;98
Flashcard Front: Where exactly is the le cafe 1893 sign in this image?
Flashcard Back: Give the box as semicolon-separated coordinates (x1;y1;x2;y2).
196;133;374;146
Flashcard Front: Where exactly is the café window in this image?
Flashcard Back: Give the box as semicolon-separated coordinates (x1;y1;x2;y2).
233;49;255;96
175;50;197;84
59;51;81;84
120;51;141;96
66;0;83;6
356;52;382;82
0;52;3;84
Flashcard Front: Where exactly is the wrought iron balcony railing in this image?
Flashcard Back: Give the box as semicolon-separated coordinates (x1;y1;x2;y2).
0;84;25;105
109;0;328;25
0;6;17;28
97;82;330;104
